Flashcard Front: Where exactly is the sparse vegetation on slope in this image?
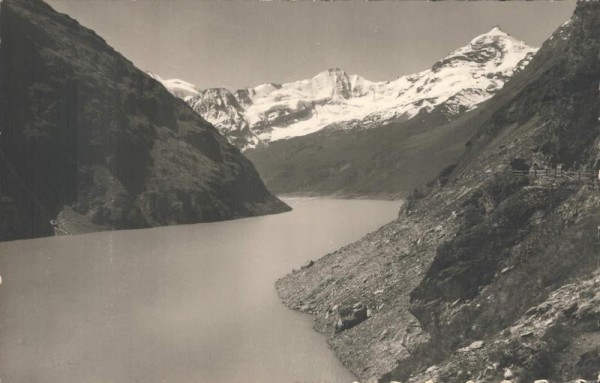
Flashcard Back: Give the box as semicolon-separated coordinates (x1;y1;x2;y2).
0;0;289;241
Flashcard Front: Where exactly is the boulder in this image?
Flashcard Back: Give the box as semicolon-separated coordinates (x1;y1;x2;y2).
457;340;484;353
301;260;315;269
335;303;369;332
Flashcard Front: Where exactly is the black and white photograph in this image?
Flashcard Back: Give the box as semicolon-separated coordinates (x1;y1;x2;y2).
0;0;599;382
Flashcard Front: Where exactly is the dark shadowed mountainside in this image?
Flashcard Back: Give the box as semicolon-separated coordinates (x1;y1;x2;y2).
277;2;600;382
245;104;478;199
0;0;289;241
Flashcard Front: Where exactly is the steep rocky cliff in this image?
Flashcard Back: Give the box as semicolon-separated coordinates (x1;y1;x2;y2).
277;3;600;382
0;0;289;241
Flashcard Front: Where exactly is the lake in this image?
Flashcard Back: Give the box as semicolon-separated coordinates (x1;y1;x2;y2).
0;198;401;383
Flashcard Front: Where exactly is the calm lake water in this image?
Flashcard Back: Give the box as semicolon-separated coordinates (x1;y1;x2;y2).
0;198;400;383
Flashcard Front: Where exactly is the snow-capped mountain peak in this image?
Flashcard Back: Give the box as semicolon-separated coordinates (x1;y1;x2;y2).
437;26;536;76
472;25;509;41
147;72;200;101
155;27;538;150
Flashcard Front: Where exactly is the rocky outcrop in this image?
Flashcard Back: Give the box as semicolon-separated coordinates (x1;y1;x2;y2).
406;269;600;383
187;88;260;149
276;3;600;382
0;0;289;241
335;303;370;333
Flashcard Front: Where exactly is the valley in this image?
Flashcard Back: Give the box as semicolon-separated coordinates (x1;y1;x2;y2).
1;1;597;383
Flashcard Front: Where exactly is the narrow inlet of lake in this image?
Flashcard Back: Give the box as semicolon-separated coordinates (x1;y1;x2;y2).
0;198;401;383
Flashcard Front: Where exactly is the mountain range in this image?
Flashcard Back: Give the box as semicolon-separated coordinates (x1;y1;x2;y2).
156;28;539;198
156;27;537;151
0;0;289;241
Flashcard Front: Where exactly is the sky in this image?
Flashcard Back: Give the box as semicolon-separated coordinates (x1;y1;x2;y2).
47;0;577;91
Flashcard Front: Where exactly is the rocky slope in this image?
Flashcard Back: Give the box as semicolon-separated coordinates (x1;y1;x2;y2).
0;0;289;242
158;28;536;150
276;3;600;382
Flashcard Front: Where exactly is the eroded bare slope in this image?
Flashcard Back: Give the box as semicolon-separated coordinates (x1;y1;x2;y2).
277;4;600;382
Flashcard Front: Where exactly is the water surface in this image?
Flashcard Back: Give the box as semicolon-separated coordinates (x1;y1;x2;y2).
0;198;400;383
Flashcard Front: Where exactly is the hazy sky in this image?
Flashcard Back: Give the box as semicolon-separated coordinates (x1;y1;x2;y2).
47;0;576;90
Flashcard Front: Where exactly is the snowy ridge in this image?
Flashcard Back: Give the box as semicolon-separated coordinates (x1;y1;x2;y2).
147;72;200;101
155;27;537;150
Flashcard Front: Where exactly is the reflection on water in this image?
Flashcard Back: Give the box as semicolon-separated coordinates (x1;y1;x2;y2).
0;198;400;383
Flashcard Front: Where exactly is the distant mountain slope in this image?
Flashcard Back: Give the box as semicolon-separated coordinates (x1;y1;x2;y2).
157;27;536;150
276;3;600;383
0;0;289;241
245;106;480;199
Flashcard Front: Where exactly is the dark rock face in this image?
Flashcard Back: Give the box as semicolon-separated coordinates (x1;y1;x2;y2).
335;303;369;333
187;88;255;149
0;0;289;241
409;1;600;349
276;3;600;382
